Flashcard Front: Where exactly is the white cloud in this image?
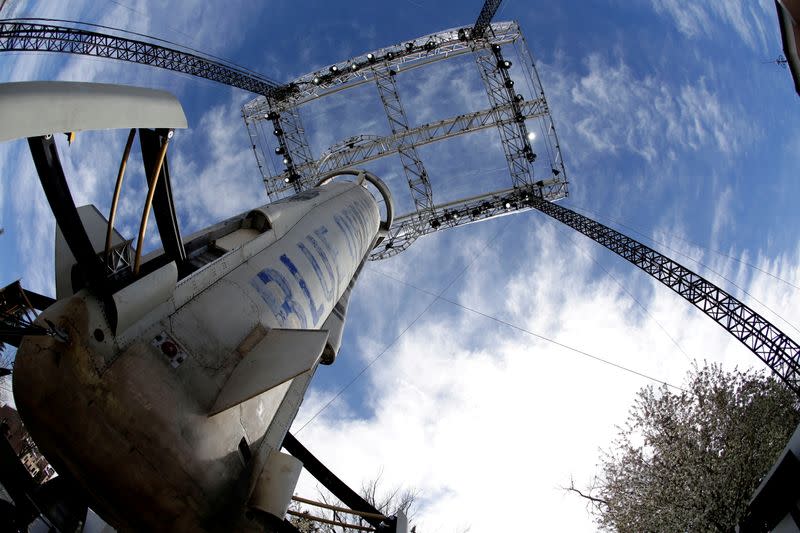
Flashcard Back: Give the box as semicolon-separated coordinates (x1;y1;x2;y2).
650;0;775;52
545;53;745;165
710;182;734;247
291;210;800;531
0;140;55;296
170;95;266;233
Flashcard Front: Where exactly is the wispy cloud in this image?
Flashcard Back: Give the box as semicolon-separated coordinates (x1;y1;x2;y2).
649;0;774;52
170;94;266;233
548;52;745;164
293;208;800;531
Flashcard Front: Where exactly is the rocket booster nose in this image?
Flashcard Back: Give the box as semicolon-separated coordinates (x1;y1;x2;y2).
314;169;394;246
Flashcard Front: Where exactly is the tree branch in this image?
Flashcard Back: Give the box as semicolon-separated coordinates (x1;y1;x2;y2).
563;477;609;507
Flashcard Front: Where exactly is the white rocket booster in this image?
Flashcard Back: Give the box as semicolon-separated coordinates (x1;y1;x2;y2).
4;82;396;532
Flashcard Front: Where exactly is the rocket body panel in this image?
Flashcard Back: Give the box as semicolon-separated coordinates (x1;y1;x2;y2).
12;180;382;532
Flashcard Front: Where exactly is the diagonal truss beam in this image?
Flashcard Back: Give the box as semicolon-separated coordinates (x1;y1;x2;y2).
530;199;800;396
472;0;504;38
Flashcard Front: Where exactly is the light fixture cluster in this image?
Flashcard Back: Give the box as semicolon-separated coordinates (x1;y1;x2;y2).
488;43;541;168
309;39;440;87
265;108;300;186
428;191;544;230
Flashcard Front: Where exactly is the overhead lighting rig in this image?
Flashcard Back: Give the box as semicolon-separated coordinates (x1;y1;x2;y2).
241;21;568;258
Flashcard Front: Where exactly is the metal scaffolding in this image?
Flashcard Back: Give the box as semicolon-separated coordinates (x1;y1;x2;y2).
373;66;433;236
276;99;548;184
0;21;280;95
473;45;536;189
242;21;569;258
242;22;522;110
1;4;799;398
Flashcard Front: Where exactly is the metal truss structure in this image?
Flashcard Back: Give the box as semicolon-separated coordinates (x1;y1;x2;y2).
373;67;434;234
0;281;55;350
242;20;568;259
300;99;548;181
473;45;535;190
379;181;561;258
3;9;798;395
0;20;280;96
530;199;800;396
472;0;503;38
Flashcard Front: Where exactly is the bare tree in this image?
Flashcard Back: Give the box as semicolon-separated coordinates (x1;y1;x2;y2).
567;363;800;532
291;473;418;532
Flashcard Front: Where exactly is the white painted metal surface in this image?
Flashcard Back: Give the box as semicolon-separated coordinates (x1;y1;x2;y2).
209;328;329;416
394;509;409;533
54;205;125;300
248;449;303;517
216;228;262;251
111;261;178;334
13;177;389;532
0;81;188;143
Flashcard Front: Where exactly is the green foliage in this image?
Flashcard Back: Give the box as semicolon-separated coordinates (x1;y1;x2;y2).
574;364;800;532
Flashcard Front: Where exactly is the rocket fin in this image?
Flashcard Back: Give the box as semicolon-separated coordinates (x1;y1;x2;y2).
55;205;126;300
209;328;329;416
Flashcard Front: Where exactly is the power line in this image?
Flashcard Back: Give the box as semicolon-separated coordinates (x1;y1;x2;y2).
564;202;800;292
105;0;199;49
3;17;275;82
366;267;686;393
294;220;513;433
542;215;694;364
563;202;800;337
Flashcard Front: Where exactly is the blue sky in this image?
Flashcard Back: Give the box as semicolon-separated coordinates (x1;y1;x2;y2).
2;0;800;530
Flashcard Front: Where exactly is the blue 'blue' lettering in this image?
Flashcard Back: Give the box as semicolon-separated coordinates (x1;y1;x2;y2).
281;254;324;325
250;268;307;327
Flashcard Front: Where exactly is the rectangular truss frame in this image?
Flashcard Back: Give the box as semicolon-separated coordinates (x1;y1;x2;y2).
242;21;569;259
